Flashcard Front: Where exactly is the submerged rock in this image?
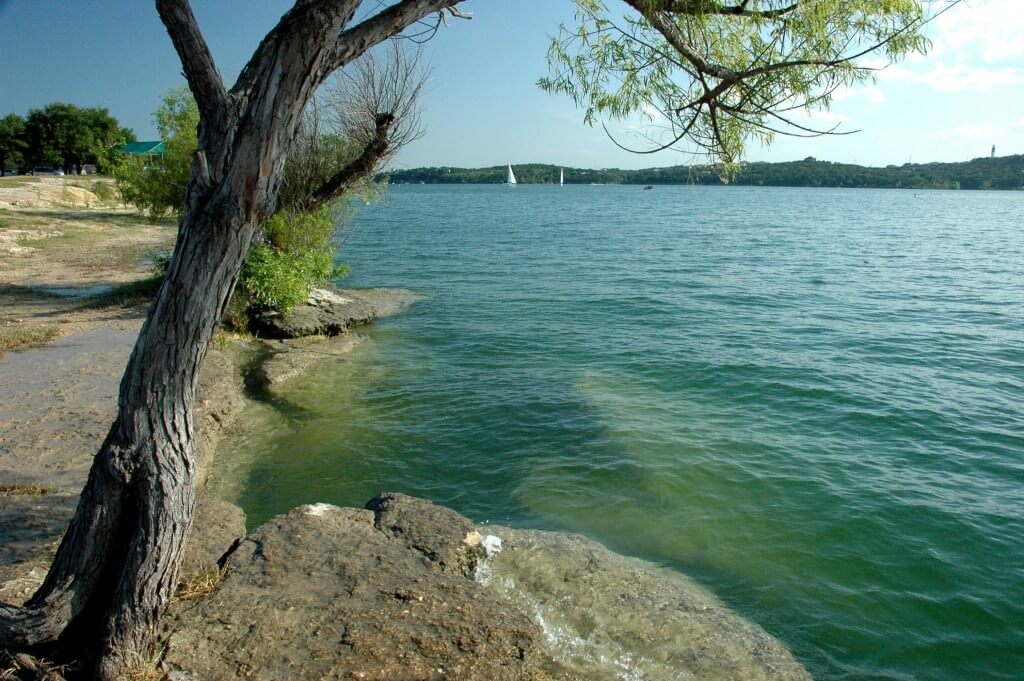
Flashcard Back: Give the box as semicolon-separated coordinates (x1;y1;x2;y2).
479;528;813;681
251;334;363;395
249;287;423;339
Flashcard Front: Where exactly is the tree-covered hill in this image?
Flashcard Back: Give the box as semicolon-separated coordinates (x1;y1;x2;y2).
383;155;1024;190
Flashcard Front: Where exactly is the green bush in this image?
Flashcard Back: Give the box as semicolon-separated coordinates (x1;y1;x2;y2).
114;87;197;218
239;206;349;314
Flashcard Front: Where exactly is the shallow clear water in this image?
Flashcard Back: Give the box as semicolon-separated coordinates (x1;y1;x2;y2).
220;185;1024;680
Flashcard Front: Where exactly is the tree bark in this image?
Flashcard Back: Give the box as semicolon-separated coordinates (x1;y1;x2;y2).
0;1;462;677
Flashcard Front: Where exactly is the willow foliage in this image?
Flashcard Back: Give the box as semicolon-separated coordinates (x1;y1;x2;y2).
541;0;939;164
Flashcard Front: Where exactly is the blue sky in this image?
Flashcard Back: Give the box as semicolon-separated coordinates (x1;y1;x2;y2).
1;0;1021;169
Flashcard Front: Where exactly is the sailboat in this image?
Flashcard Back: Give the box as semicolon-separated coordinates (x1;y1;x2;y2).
560;168;564;186
505;162;517;186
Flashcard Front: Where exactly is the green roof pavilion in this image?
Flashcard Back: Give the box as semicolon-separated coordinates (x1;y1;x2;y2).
122;141;166;156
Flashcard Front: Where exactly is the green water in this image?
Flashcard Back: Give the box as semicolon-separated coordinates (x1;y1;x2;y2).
216;185;1024;680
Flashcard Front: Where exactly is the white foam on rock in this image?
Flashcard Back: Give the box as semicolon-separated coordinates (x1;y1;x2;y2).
308;288;353;306
300;502;341;517
481;534;503;557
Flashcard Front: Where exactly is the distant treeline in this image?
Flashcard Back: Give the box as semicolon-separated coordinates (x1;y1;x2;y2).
0;103;135;174
383;155;1024;190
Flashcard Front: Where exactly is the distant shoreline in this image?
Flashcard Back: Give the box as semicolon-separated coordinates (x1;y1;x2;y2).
383;154;1024;191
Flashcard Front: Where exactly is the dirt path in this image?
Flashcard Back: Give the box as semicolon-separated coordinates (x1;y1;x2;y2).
0;177;175;598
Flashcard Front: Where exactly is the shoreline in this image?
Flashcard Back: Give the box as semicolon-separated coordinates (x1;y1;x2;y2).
0;183;811;679
0;296;813;679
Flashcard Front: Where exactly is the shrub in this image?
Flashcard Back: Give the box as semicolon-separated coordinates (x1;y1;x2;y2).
91;179;115;202
239;206;349;314
114;88;197;219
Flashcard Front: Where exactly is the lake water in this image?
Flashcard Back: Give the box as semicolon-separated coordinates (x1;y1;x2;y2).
218;185;1023;680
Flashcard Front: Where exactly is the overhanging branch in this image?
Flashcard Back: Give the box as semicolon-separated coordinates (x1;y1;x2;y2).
662;0;800;18
327;0;465;72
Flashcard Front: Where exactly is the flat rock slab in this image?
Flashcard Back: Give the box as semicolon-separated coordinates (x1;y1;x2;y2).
180;497;246;578
164;495;550;681
250;287;423;340
252;334;363;395
0;493;77;604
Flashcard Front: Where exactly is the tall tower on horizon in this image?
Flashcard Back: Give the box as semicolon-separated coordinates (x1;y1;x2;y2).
991;144;996;158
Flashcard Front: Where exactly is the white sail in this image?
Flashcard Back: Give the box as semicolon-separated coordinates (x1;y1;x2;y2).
560;168;564;186
506;162;517;185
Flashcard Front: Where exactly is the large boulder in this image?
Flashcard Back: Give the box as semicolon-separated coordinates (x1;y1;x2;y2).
163;496;551;681
249;287;423;339
163;494;812;681
366;492;484;577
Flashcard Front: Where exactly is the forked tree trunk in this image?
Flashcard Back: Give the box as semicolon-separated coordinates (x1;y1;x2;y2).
0;1;461;677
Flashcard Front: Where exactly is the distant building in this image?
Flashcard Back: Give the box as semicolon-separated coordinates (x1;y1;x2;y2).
991;144;996;158
121;141;166;159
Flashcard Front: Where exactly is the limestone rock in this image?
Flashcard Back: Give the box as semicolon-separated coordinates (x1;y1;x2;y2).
180;497;246;578
250;287;422;339
366;492;485;577
0;493;77;605
164;500;549;681
194;343;248;490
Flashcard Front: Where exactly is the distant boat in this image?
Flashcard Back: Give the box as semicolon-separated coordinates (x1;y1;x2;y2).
560;168;564;186
505;162;517;186
643;185;653;190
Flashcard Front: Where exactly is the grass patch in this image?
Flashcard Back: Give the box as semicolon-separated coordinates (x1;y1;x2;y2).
121;646;167;681
0;651;72;680
0;483;49;496
0;208;49;231
0;323;60;356
0;283;65;300
0;176;41;188
16;228;154;271
175;565;229;601
64;177;118;202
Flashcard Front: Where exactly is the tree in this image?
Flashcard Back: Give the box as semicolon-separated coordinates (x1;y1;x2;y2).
0;1;938;678
22;103;131;172
0;2;466;678
0;114;27;171
240;46;427;317
115;87;199;217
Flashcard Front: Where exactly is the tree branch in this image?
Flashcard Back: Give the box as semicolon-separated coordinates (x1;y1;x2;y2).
622;0;740;81
662;0;800;18
306;113;395;210
230;0;362;99
326;0;465;73
155;0;229;131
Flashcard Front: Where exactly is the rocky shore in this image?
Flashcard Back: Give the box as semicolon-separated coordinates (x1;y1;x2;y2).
0;185;811;679
166;288;810;680
163;492;810;681
0;285;812;680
